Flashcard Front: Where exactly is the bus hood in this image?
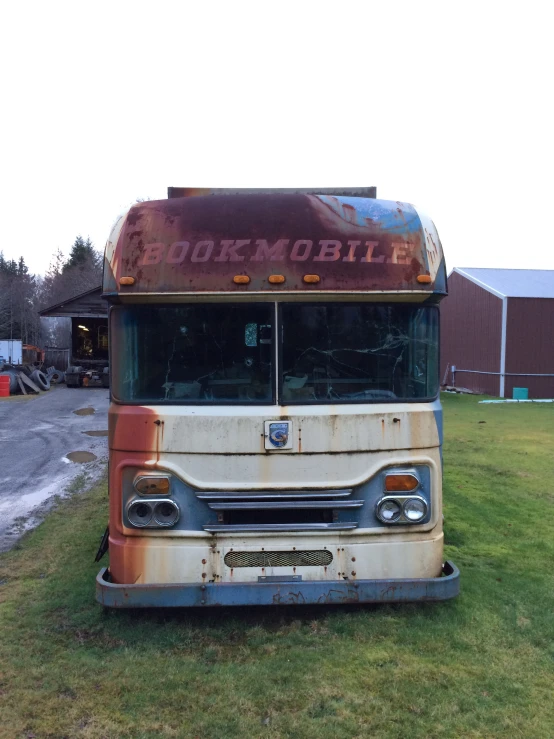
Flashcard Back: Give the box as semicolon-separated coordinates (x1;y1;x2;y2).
110;401;441;455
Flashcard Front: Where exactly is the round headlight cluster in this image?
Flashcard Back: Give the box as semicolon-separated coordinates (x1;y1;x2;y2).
127;499;180;528
376;496;427;524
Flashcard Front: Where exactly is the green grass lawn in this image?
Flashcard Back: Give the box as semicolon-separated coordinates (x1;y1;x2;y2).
1;394;553;738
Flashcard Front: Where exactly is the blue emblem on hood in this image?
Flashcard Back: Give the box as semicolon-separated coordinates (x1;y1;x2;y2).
268;422;289;448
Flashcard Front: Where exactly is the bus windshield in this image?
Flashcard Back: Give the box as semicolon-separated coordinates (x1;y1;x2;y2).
281;304;438;403
112;304;274;404
112;303;438;404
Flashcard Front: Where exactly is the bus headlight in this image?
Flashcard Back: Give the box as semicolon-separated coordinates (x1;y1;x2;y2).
376;499;402;523
128;500;153;527
403;497;427;522
154;500;180;526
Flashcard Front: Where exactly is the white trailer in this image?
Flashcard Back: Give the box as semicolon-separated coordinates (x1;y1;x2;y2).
0;340;23;365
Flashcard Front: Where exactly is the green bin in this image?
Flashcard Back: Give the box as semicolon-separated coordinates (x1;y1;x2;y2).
513;387;528;400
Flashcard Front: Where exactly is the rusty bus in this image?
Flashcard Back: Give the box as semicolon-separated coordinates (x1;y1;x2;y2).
95;188;459;607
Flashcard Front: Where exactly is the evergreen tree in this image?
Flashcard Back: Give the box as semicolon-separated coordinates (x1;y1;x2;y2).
0;253;39;344
0;234;103;347
63;235;100;271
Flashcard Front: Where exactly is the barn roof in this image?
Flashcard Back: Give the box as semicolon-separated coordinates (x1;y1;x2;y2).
453;268;554;299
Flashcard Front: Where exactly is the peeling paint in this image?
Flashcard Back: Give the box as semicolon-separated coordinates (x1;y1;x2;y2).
103;195;445;296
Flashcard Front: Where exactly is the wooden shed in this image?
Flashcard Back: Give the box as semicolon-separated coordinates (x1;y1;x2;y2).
40;286;107;370
441;268;554;398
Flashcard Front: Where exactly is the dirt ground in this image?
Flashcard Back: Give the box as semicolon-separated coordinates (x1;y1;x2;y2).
0;386;109;551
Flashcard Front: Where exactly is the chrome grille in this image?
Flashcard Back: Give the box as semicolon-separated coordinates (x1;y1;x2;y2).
197;488;361;533
224;550;333;568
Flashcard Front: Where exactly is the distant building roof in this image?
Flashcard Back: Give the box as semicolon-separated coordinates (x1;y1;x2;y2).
39;286;105;318
452;268;554;299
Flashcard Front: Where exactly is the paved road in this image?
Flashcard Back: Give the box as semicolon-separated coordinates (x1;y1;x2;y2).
0;386;110;552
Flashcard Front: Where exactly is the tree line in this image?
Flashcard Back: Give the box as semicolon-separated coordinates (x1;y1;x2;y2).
0;236;102;346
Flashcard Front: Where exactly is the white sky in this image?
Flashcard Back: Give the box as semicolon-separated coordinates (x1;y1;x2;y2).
1;1;552;275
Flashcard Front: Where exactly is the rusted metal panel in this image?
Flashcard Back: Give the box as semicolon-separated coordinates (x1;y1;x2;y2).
106;409;443;587
107;397;444;587
106;522;444;585
168;187;378;199
113;448;440;493
103;195;446;296
505;298;554;398
108;401;441;455
96;561;459;607
107;404;161;583
440;271;502;395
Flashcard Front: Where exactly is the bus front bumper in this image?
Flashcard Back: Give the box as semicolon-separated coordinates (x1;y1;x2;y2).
96;561;459;608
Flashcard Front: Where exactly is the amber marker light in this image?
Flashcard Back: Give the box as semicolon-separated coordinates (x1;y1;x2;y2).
385;473;419;492
134;476;171;496
233;275;250;284
268;275;285;284
119;276;135;286
417;275;432;284
303;274;321;284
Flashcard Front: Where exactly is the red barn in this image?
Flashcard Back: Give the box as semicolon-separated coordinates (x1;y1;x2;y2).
441;268;554;398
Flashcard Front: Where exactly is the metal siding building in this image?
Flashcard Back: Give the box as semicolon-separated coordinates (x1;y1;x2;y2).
440;268;554;398
504;298;554;399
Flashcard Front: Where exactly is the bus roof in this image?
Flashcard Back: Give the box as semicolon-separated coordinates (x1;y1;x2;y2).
167;187;378;199
103;193;446;298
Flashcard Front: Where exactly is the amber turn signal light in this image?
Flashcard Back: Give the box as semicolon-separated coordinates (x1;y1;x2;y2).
417;275;432;284
268;275;285;284
303;274;321;284
119;276;135;286
134;476;171;496
384;473;419;492
233;275;250;284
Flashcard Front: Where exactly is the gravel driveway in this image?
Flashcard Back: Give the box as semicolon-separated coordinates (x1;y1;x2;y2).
0;386;110;552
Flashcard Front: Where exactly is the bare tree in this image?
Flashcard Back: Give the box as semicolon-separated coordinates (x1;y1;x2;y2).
0;236;102;347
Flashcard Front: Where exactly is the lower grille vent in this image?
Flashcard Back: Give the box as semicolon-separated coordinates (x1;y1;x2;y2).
224;550;333;568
